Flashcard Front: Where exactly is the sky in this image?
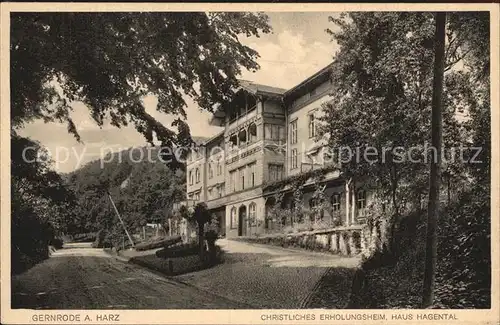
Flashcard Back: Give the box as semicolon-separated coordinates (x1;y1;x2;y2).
18;12;341;173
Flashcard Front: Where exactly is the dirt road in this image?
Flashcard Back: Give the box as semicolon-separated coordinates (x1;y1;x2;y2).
11;243;248;309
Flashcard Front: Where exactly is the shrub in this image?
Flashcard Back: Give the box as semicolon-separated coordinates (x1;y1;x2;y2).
11;209;53;275
351;183;490;308
135;235;182;251
156;243;199;258
50;238;64;249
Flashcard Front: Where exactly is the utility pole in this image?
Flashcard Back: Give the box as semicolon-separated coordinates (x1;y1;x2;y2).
107;191;135;248
422;11;446;308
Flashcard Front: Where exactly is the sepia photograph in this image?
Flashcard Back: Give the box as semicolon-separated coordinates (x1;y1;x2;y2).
1;3;498;324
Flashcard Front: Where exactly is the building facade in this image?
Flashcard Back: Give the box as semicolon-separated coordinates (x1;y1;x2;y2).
186;65;371;238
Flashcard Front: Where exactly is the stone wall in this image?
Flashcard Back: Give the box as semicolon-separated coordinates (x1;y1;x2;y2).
232;224;382;257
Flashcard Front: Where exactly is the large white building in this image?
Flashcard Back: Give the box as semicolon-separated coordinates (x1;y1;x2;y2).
186;64;371;238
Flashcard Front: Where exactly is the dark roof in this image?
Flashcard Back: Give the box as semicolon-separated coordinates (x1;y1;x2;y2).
202;130;225;146
192;136;210;145
283;63;333;100
237;80;287;96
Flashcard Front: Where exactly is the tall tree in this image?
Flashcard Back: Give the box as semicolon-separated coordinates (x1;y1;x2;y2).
422;12;446;308
11;12;270;254
65;147;186;243
11;12;271;148
11;131;77;273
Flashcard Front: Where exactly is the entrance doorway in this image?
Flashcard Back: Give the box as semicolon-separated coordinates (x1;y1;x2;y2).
238;205;247;236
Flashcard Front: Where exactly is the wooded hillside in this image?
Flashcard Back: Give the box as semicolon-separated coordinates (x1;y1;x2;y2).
63;145;192;246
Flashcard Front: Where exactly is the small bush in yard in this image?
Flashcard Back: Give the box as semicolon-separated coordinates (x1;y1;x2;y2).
50;238;64;249
156;243;199;258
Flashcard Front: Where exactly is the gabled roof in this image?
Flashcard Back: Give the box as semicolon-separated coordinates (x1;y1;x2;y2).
236;80;287;97
192;136;210;146
209;80;286;126
201;130;225;146
283;63;333;101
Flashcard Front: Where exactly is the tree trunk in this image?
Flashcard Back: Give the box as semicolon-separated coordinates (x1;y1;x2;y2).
422;12;446;308
447;176;451;205
198;224;205;258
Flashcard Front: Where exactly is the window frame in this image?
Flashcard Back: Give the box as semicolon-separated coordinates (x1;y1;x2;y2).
248;202;257;226
356;189;367;210
229;170;237;193
269;163;284;182
331;193;341;212
291;148;298;169
248;163;256;187
195;168;200;183
239;167;245;190
208;163;213;179
308;113;316;138
248;123;257;143
230;207;237;229
289;119;298;144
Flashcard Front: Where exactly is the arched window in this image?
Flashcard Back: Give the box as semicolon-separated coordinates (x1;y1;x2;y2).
249;202;257;226
248;123;257;143
331;193;341;211
356;189;366;209
189;170;193;185
229;134;238;150
230;207;237;229
238;129;247;147
195;168;200;183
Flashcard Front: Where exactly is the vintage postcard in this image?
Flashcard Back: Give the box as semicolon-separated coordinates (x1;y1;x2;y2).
1;2;499;325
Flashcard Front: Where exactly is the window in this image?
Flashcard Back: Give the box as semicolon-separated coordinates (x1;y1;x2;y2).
216;159;223;176
195;168;200;183
239;167;245;190
308;114;316;138
230;207;237;229
208;188;213;200
229;109;238;122
309;199;316;221
269;164;284;182
248;163;256;187
331;193;341;211
189;170;194;185
278;126;285;141
264;124;272;140
248;123;257;143
291;149;298;169
290;120;297;144
208;163;213;179
309;198;316;209
264;124;285;141
230;170;237;192
238;129;247;147
356;189;366;209
216;184;223;198
249;203;257;226
229;134;238;150
309;198;325;221
193;192;200;201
